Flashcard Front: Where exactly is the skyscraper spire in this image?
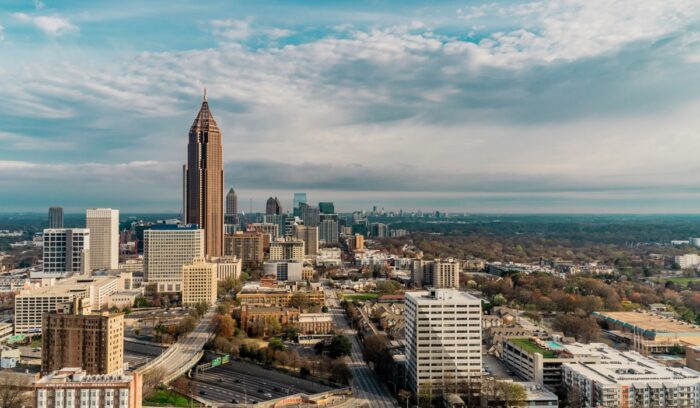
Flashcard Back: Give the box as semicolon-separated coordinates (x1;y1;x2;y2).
203;87;207;101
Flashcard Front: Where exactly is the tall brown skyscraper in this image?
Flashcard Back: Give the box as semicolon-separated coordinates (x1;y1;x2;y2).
225;187;238;224
185;91;224;257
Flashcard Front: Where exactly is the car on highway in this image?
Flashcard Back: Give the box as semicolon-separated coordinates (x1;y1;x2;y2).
231;399;238;403
199;391;206;395
263;392;273;398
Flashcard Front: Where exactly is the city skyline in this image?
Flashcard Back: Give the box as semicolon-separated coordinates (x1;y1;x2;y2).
3;1;700;213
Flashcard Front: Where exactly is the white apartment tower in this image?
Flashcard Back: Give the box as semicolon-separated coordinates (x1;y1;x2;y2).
86;208;120;270
269;237;305;262
143;225;204;293
405;288;482;396
43;228;90;278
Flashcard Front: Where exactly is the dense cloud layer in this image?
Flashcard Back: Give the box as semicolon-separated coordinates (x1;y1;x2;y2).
1;0;700;212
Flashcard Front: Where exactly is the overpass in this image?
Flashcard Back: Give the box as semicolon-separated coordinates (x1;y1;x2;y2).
136;309;215;385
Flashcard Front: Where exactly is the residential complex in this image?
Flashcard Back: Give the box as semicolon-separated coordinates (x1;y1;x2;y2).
502;338;602;392
42;228;90;278
405;288;482;395
181;257;217;306
42;300;124;375
86;208;119;270
35;367;142;408
563;344;700;407
224;231;264;268
270;237;305;262
412;258;460;288
143;224;204;293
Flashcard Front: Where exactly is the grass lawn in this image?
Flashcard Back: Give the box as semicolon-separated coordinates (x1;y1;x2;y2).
143;389;199;407
29;337;42;348
510;338;557;359
341;293;380;301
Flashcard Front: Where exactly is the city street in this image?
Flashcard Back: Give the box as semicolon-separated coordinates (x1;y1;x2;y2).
325;289;399;408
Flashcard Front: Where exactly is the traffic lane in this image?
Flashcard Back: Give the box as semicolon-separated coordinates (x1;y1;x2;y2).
190;361;335;403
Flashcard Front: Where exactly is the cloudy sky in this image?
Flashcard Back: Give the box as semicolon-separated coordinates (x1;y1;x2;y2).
3;0;700;213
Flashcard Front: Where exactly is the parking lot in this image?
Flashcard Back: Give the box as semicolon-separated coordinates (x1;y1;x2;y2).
189;360;335;404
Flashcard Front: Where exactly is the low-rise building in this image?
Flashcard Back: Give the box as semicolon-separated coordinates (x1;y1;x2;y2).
297;313;333;334
563;344;700;408
1;348;20;368
107;290;142;309
502;338;603;392
15;275;119;335
237;285;324;308
239;305;300;335
35;367;142;408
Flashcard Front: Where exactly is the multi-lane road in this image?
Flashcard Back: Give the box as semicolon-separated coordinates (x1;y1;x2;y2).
135;309;215;381
189;360;334;404
325;289;399;408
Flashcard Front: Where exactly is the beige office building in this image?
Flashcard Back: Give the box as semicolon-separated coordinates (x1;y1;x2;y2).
86;208;120;270
14;275;119;335
182;258;217;306
224;231;264;268
143;225;204;293
293;225;319;257
270;237;305;262
42;300;124;375
210;256;242;282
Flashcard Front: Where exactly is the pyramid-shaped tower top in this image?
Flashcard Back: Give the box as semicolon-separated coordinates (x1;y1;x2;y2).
228;187;236;195
190;88;219;132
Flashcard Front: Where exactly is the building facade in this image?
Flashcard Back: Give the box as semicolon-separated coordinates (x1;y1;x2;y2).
143;225;204;293
181;258;217;306
293;225;319;257
319;219;339;245
563;344;700;408
225;188;238;225
185;93;224;258
270;238;305;262
43;228;90;278
86;208;119;271
211;256;242;282
35;367;142;408
48;206;64;228
14;276;119;335
266;197;283;215
42;303;124;375
224;231;264;268
263;260;303;282
412;259;460;288
405;289;482;395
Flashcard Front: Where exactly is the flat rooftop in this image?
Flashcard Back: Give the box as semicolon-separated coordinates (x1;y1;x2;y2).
594;311;700;336
18;275;116;296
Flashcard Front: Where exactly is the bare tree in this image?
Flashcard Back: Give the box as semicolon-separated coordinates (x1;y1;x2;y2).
0;374;30;408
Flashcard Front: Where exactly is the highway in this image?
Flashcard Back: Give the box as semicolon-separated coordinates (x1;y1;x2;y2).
135;309;215;382
325;289;399;408
189;360;334;404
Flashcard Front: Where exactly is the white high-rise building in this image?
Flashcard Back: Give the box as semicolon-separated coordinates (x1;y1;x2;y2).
86;208;120;270
144;225;204;293
182;258;217;306
269;237;305;262
674;253;700;269
405;288;482;395
42;229;90;278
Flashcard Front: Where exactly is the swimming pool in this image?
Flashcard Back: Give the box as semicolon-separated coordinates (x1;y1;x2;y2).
546;341;564;350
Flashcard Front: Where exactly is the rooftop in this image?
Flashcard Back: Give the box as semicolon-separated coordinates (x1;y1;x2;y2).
509;337;557;359
36;367;134;385
594;311;700;337
563;345;700;386
18;275;117;296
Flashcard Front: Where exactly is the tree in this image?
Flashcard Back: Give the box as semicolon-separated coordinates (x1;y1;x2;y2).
0;374;29;408
193;302;209;317
376;280;401;295
213;314;236;338
329;359;352;384
178;316;197;336
268;337;286;351
289;292;310;310
142;368;165;397
329;335;352;358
